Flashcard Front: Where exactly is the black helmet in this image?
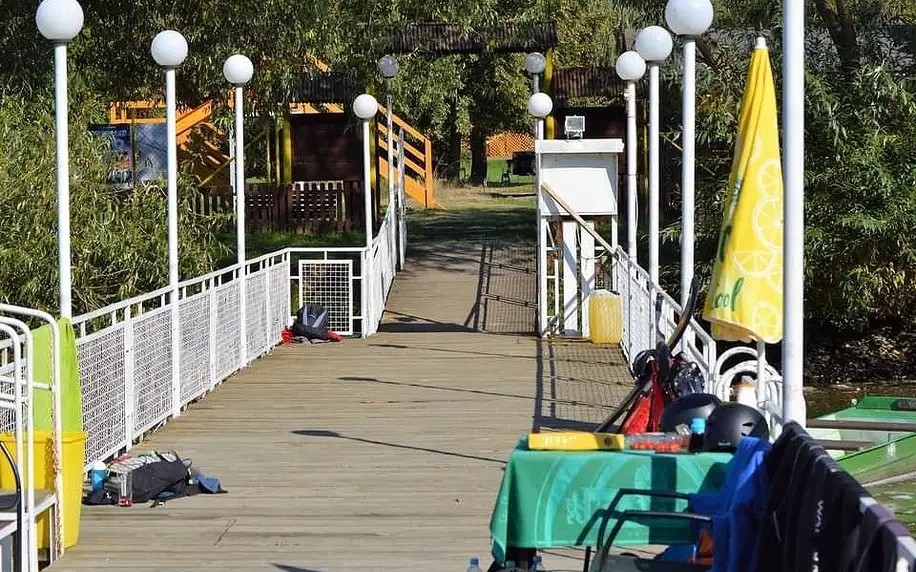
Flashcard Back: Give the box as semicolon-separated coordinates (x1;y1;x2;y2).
660;393;722;432
703;403;769;452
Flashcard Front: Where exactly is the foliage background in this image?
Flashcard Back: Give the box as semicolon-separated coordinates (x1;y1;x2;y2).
2;0;916;339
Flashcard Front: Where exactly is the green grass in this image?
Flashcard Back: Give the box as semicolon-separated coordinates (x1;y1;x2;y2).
218;229;365;265
459;157;536;188
409;184;536;244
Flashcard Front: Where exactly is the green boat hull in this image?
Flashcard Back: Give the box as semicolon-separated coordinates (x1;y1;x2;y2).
809;396;916;485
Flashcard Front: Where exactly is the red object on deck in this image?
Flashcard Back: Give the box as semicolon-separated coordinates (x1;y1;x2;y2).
327;329;343;342
281;328;292;344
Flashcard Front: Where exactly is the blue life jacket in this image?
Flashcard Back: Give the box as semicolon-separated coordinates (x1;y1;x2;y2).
687;436;772;572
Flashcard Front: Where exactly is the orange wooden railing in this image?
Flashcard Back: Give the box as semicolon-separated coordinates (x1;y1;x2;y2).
376;104;438;209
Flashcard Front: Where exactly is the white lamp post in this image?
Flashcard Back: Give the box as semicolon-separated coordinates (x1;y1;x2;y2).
525;51;547;93
36;0;84;319
783;2;806;425
615;51;646;263
528;92;552;336
377;55;400;268
224;54;253;367
151;30;187;418
635;26;673;287
666;0;714;308
353;94;378;337
526;52;548;138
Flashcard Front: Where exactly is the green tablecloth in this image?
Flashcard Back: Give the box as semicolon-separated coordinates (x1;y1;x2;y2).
489;438;731;562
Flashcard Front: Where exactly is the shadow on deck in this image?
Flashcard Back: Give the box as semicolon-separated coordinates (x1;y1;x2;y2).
52;239;631;572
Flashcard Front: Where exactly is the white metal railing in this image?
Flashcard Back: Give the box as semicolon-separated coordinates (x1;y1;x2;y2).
73;251;290;470
366;205;399;336
0;306;65;571
713;346;784;435
614;247;717;391
73;168;407;471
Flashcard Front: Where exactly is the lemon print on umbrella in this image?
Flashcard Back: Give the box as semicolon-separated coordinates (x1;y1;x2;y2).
752;302;782;343
753;196;782;251
730;249;778;277
755;158;782;198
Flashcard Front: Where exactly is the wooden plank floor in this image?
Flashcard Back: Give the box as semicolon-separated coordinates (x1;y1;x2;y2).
52;243;631;572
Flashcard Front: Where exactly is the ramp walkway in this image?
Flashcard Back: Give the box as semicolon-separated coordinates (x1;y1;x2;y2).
51;239;630;572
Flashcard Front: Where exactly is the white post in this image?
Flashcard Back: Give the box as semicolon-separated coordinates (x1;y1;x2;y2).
625;80;638;262
648;63;660;286
562;220;579;335
362;118;373;337
680;38;697;309
234;85;248;367
165;67;181;418
536;118;548;336
54;44;72;319
387;93;394;217
398;127;407;267
581;222;595;338
783;0;806;427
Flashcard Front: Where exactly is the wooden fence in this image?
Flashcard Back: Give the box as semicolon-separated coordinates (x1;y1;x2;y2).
195;181;365;233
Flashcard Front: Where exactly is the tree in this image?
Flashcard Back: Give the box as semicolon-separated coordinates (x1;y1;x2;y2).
0;89;227;315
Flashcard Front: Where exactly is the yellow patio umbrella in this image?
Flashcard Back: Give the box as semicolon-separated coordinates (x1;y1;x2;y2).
703;37;783;345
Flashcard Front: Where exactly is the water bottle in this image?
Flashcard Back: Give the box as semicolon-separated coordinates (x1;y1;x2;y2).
90;460;107;491
529;555;546;571
467;557;483;572
689;417;706;453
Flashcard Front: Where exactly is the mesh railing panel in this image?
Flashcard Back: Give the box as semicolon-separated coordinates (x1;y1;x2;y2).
616;257;631;360
245;270;270;360
298;260;353;335
215;281;241;381
132;308;173;437
77;326;127;464
179;293;210;403
268;263;288;342
73;255;295;469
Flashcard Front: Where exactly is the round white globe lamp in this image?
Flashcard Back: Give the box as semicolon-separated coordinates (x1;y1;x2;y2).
665;0;714;37
353;93;378;120
615;51;646;81
635;26;673;63
36;0;84;42
150;30;188;68
224;54;253;85
377;55;399;79
527;92;553;119
525;52;547;75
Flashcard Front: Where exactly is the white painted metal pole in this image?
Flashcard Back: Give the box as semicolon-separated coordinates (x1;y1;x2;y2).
54;44;72;319
626;80;638;261
681;39;696;309
387;93;394;209
235;85;248;367
648;63;660;286
536;118;548;336
387;91;397;268
362;119;374;337
783;0;806;427
166;67;181;418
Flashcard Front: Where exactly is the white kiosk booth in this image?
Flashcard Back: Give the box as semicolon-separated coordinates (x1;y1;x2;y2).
536;138;624;338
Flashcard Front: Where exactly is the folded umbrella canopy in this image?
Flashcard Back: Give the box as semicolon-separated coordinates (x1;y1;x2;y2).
703;38;784;345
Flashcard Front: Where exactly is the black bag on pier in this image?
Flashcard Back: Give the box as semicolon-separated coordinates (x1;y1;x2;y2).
293;305;331;341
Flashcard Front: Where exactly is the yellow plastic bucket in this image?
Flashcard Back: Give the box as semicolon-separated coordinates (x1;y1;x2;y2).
589;289;622;344
0;431;86;549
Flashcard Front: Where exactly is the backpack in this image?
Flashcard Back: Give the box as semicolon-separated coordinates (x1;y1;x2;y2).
293;305;330;340
128;452;192;503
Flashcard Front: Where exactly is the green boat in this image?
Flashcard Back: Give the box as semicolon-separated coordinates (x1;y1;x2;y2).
808;396;916;485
